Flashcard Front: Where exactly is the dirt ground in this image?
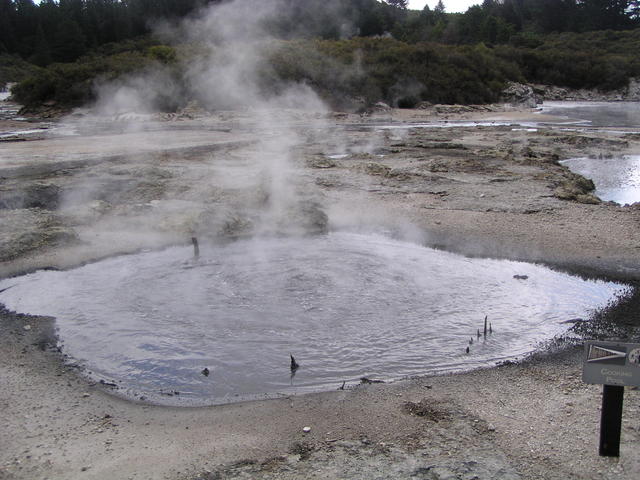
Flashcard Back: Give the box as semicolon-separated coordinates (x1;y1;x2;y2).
1;103;640;479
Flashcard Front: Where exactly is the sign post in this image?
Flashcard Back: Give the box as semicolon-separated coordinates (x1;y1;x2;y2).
582;341;640;457
599;385;624;456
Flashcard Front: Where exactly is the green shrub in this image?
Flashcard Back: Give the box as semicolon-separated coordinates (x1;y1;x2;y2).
11;48;158;107
11;70;58;104
147;45;177;64
497;29;640;91
11;29;640;110
0;54;42;87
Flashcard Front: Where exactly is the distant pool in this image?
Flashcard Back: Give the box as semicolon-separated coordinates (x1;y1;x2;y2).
541;102;640;128
562;156;640;205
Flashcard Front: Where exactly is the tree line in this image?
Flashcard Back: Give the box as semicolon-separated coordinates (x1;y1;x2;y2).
406;0;640;45
1;1;639;68
1;0;222;65
4;1;640;110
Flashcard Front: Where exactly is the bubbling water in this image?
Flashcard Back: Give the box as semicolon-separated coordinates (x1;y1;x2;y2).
0;232;627;405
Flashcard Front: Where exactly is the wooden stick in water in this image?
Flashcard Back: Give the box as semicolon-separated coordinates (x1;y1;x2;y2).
191;237;200;259
290;354;300;372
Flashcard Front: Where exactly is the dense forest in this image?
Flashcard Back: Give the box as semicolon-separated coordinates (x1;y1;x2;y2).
1;0;639;109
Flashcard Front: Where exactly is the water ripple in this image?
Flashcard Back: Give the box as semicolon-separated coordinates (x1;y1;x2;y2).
0;232;627;404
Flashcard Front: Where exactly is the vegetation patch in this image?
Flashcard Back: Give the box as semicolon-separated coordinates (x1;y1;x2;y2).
3;1;639;110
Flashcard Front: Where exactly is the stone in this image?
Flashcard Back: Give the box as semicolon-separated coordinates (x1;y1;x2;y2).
501;82;541;108
373;102;391;111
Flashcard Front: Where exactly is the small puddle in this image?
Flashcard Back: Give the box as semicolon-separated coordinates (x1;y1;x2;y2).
562;156;640;205
0;232;628;405
367;121;531;131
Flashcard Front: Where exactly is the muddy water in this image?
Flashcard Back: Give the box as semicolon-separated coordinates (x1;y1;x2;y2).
0;93;62;138
562;156;640;205
542;102;640;204
0;95;21;122
541;101;640;128
0;232;627;405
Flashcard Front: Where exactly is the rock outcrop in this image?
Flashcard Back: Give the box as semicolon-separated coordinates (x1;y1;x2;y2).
501;82;542;108
534;77;640;102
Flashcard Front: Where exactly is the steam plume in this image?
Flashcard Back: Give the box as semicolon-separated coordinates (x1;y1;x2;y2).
91;0;331;238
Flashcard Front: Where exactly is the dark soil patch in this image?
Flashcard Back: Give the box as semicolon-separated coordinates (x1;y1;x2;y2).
403;400;452;422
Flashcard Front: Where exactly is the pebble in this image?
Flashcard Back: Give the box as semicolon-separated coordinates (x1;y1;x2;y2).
23;325;31;331
302;426;311;433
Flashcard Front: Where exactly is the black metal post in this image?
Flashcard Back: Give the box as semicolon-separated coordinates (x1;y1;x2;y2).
599;385;624;457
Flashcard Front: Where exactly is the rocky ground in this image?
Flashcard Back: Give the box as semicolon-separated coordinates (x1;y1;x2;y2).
1;102;640;479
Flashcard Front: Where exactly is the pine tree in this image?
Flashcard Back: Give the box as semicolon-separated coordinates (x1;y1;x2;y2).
29;23;52;67
386;0;409;8
578;0;636;30
52;18;87;63
0;0;17;53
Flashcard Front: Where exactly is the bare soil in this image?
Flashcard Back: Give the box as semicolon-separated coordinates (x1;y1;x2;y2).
1;104;639;479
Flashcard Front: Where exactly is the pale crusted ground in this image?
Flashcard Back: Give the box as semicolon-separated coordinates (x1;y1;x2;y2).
1;104;639;479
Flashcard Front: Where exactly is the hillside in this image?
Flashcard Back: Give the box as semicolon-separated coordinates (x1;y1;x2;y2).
2;0;639;111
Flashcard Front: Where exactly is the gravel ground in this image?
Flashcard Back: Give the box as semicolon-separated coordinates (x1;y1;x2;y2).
1;103;639;479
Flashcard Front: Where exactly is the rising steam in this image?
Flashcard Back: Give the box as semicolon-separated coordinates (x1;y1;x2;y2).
90;0;332;238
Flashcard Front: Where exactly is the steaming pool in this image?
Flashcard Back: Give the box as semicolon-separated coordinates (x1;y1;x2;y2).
0;232;628;405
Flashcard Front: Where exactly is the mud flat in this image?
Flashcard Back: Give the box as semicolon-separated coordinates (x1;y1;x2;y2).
1;104;640;479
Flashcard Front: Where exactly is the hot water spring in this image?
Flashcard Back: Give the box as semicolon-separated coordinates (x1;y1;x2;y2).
0;231;627;405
